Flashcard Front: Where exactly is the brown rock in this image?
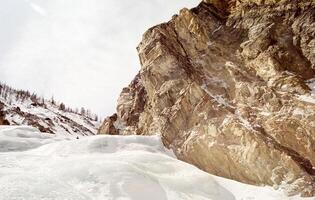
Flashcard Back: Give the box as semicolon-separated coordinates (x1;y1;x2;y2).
0;103;9;125
0;117;10;126
98;114;119;135
100;0;315;196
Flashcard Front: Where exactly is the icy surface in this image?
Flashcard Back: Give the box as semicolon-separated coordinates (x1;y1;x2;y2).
0;126;312;200
0;126;63;152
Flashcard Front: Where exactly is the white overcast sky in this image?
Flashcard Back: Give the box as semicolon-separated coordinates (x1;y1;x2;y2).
0;0;200;117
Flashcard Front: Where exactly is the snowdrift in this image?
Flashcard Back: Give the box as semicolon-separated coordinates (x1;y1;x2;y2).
0;126;311;200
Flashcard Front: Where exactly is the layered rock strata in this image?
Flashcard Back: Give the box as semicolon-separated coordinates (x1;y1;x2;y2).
99;0;315;196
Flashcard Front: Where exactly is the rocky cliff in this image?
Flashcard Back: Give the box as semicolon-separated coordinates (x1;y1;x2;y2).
99;0;315;196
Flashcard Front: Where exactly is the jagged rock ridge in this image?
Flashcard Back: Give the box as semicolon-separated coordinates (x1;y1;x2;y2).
99;0;315;196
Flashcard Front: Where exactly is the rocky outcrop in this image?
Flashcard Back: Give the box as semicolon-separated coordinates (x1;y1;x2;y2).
99;0;315;196
98;114;119;135
0;102;10;125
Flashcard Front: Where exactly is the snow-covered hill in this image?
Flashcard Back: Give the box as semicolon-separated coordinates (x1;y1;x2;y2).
0;126;311;200
0;83;99;136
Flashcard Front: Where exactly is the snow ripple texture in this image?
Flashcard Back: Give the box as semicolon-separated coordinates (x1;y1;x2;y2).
0;126;311;200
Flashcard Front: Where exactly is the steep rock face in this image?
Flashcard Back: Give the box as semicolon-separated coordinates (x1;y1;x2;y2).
99;0;315;196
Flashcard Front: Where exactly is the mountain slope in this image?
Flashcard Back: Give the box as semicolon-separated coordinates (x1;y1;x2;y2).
0;126;312;200
99;0;315;196
0;83;99;136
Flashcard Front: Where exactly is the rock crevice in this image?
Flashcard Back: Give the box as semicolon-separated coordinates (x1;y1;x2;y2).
99;0;315;196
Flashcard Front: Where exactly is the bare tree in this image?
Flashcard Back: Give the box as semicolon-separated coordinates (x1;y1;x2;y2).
59;103;66;111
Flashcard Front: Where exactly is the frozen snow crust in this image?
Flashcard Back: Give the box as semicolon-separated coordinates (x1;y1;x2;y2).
0;126;312;200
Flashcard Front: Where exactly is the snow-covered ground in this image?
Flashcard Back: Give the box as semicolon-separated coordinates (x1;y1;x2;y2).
0;84;100;136
298;78;315;104
0;126;312;200
308;78;315;94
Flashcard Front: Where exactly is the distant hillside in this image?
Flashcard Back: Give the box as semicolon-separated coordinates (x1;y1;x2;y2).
0;82;99;136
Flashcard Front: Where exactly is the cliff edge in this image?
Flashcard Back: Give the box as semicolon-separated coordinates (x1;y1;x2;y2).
99;0;315;196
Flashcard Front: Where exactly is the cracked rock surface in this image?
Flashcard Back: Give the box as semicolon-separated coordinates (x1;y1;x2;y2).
99;0;315;196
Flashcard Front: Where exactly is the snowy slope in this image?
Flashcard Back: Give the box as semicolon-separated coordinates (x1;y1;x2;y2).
0;126;312;200
0;83;99;136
